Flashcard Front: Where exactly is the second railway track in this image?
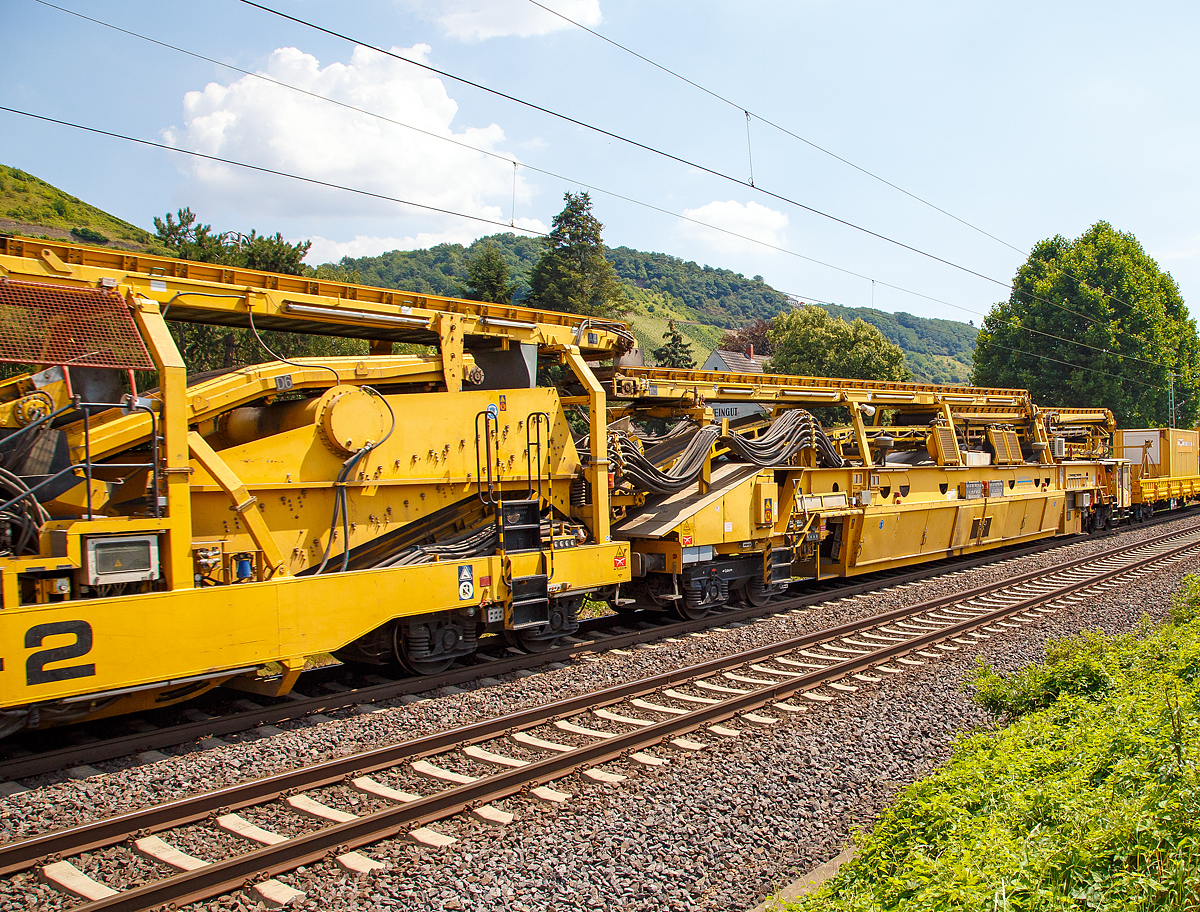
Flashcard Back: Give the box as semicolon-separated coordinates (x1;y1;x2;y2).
0;513;1184;783
5;520;1198;911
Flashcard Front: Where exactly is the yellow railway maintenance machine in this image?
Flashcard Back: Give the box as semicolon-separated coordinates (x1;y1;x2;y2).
604;366;1116;619
0;236;632;735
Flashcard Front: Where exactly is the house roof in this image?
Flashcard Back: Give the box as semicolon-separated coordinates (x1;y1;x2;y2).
707;349;768;374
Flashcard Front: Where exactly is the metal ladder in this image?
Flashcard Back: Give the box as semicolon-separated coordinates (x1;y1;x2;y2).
476;410;553;629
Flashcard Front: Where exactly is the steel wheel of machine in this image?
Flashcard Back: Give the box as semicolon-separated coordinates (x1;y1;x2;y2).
505;628;558;653
671;593;711;621
394;624;456;675
744;576;773;608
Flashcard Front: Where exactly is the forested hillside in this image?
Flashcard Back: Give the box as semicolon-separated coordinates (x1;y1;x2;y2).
340;232;975;383
0;162;977;384
820;304;976;385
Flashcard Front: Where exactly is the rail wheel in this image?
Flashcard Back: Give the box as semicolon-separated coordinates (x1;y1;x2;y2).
505;629;558;653
672;579;725;620
505;596;582;653
744;576;773;607
394;621;460;675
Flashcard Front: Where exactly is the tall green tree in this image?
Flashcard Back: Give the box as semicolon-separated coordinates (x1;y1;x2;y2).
527;191;629;317
971;222;1198;426
766;306;911;381
652;320;696;369
153;209;361;373
154;208;311;275
461;241;516;304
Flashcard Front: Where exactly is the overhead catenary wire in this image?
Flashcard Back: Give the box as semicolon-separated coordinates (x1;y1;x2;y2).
0;101;1161;379
522;0;1148;325
231;0;1118;327
0;105;540;238
21;2;1156;370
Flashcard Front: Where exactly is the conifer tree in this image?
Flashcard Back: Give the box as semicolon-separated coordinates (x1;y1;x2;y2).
652;320;696;369
461;241;516;304
527;191;629;317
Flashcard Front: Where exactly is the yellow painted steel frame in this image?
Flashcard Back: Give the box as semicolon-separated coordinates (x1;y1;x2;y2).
0;544;626;709
1136;475;1200;504
0;249;632;719
0;237;631;360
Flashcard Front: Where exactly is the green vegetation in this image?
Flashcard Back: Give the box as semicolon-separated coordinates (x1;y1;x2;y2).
152;208;365;372
527;191;629;318
972;221;1198;425
337;234;971;381
767;307;911;382
651;320;697;369
154;207;312;275
1;165;979;383
461;240;517;304
0;164;162;251
607;246;791;328
821;304;976;385
789;580;1200;912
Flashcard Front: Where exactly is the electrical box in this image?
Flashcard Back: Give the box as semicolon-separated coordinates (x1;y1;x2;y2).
753;481;778;526
84;535;160;586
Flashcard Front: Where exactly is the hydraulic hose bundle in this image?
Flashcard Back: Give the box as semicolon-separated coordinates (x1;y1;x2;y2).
610;409;843;495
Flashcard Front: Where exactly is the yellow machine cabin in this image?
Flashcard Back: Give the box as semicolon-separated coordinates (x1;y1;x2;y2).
0;236;632;734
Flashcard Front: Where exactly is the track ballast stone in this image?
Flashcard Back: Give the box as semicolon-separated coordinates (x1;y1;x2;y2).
1;515;1195;911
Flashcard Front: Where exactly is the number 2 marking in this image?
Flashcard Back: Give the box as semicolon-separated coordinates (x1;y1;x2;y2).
25;621;96;686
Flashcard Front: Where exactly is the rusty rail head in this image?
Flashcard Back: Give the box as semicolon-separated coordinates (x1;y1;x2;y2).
69;528;1200;912
2;523;1195;880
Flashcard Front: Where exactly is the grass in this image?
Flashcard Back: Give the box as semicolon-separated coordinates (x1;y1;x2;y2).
0;163;162;251
786;577;1200;912
623;286;727;366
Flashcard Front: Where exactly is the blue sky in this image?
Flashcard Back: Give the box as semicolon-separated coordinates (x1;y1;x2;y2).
3;0;1199;327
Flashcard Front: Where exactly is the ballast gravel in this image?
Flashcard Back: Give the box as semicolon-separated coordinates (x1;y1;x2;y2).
1;514;1197;912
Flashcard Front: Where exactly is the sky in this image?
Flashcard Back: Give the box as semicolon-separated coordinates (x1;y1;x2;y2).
2;0;1200;329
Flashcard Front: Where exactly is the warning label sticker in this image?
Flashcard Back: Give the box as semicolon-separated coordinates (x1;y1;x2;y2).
458;564;474;600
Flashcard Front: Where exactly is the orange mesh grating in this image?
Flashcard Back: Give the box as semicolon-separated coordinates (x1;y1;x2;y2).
0;278;153;370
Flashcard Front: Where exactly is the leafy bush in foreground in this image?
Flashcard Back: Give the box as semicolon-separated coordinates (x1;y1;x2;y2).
788;577;1200;912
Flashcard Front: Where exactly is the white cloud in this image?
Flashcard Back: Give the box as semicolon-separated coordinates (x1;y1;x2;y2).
396;0;601;42
306;216;547;264
162;44;535;227
678;200;789;255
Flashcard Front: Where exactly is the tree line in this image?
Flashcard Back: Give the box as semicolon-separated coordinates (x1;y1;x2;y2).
153;196;1195;427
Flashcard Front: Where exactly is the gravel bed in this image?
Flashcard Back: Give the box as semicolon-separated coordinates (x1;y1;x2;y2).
236;802;326;840
165;822;254;865
210;545;1196;912
0;516;1195;909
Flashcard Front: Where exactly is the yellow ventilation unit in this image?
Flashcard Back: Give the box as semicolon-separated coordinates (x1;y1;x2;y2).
927;423;963;466
987;427;1024;465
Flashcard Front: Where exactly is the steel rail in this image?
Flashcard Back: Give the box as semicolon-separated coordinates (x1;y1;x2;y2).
65;526;1200;912
0;524;1108;781
3;522;1195;879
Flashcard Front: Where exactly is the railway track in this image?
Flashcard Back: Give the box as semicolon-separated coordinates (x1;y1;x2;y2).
6;521;1198;911
1;511;1187;783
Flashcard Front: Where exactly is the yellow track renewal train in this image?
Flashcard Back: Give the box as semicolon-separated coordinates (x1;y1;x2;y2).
0;235;1180;735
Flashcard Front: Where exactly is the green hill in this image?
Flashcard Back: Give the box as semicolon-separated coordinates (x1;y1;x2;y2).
0;164;976;382
341;233;975;382
819;304;977;385
0;165;163;252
